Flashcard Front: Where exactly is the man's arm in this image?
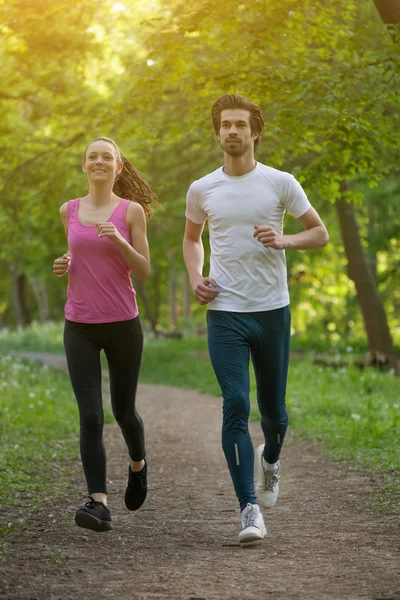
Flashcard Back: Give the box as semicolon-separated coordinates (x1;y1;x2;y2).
254;207;329;250
183;218;220;305
183;219;205;286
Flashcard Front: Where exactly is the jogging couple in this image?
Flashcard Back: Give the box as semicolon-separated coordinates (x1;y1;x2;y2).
53;94;328;544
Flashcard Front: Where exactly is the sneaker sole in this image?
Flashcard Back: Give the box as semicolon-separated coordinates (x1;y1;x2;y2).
256;493;278;509
239;531;265;545
256;444;279;509
75;511;112;532
124;489;147;512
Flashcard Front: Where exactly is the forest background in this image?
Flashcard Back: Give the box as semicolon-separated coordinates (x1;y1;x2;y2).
0;0;399;368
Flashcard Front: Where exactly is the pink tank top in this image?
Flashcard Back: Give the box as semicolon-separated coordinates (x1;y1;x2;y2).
64;198;139;323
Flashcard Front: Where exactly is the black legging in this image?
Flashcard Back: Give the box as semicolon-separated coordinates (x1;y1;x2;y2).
64;317;144;494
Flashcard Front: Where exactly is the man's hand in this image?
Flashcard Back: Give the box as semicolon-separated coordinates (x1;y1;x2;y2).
97;222;124;244
53;253;70;278
253;226;287;250
193;277;221;305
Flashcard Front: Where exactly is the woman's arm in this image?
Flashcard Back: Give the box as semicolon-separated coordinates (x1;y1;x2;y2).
53;203;71;278
97;202;150;280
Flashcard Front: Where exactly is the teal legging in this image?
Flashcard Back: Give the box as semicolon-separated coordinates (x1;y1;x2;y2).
206;307;290;510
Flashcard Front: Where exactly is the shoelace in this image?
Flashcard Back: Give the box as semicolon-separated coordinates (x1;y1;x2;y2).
128;472;143;490
128;465;146;490
84;497;97;509
244;513;258;528
264;472;279;491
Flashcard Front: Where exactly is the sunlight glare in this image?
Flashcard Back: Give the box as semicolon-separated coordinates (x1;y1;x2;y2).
112;3;126;12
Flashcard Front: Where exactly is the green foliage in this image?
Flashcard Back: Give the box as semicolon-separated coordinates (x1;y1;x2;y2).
0;318;394;359
50;555;70;567
283;361;400;470
0;352;114;546
0;355;79;519
0;0;399;348
0;321;65;353
140;337;220;394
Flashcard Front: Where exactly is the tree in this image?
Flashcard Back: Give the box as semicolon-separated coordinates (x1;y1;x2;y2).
128;0;400;363
0;0;399;358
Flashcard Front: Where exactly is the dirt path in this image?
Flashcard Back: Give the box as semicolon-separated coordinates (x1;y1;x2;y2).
1;353;399;600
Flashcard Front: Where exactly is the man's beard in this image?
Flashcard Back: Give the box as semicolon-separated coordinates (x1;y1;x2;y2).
221;139;251;156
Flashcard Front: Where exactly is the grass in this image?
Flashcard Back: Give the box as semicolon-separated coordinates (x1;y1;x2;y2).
284;361;400;513
0;325;398;523
140;338;400;514
0;355;78;508
140;337;221;393
0;353;114;554
0;322;65;354
0;354;78;552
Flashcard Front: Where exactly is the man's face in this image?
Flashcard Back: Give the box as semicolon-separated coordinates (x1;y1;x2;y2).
218;109;257;156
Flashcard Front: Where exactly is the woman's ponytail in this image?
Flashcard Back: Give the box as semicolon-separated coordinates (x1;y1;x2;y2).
84;136;159;218
113;156;159;219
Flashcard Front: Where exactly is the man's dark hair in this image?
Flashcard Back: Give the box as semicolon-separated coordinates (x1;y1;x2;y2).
211;94;264;150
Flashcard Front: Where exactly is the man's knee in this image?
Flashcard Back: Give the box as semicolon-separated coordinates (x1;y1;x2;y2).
222;392;250;430
261;410;288;430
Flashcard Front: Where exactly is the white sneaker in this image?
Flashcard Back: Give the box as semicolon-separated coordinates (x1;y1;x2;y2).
256;444;280;509
238;503;267;545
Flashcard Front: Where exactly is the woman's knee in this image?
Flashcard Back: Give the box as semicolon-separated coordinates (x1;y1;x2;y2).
113;405;141;430
80;410;104;433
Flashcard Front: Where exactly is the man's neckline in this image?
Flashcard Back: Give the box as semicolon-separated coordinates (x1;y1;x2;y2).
221;161;258;179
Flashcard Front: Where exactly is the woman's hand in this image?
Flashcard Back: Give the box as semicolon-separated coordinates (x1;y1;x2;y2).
53;253;70;277
96;222;124;244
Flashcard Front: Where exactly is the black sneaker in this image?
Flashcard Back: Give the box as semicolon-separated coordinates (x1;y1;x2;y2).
75;497;112;532
124;460;147;511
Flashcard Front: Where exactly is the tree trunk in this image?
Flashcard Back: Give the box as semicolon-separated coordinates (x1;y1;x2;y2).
373;0;400;41
29;277;50;322
373;0;400;24
132;277;158;336
335;183;398;372
12;269;32;327
368;0;400;370
367;198;377;282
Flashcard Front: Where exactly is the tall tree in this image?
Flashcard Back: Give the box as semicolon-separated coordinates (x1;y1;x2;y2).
1;0;399;350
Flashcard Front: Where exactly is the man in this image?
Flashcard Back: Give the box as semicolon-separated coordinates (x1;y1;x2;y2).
183;94;328;545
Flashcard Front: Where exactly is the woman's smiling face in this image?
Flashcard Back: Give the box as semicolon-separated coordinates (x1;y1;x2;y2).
82;139;123;184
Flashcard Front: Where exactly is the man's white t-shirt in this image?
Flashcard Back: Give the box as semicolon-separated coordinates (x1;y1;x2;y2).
185;162;311;312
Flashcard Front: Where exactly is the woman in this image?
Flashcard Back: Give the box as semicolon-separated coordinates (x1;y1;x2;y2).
53;136;158;532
